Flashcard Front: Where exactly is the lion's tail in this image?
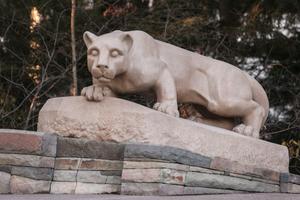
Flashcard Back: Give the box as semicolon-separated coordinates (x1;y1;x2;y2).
245;73;269;125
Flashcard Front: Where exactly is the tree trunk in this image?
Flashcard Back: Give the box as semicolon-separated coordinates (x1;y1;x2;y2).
71;0;77;95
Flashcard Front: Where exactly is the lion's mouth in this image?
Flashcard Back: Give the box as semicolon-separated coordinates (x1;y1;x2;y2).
97;76;112;83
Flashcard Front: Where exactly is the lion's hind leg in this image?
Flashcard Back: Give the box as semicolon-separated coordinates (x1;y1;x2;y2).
207;99;265;138
238;103;265;138
179;104;235;130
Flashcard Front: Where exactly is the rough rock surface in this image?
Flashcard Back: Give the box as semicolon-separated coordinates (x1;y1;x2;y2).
38;96;288;173
10;175;51;194
0;171;11;193
0;129;56;157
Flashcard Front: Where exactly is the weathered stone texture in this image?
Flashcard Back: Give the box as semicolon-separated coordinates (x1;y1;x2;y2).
75;183;120;194
122;168;186;185
185;172;279;192
54;158;80;170
0;128;292;195
281;173;300;184
211;157;280;181
100;170;122;176
158;184;184;195
41;133;57;157
121;183;159;195
230;172;279;185
0;153;54;168
122;168;161;183
184;186;241;195
121;183;184;195
189;166;223;175
11;166;53;180
0;171;11;194
77;171;107;183
38;97;289;173
53;170;77;182
161;169;186;185
57;137;124;160
0;129;56;157
80;159;123;170
123;161;189;171
125;144;211;168
0;165;12;173
280;183;300;193
10;175;51;194
106;176;121;184
50;181;76;194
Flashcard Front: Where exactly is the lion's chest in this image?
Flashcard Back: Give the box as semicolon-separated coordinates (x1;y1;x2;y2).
111;74;154;94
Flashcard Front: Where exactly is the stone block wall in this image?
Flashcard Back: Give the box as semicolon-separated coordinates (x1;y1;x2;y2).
0;129;55;194
50;137;124;194
280;173;300;193
121;144;281;195
0;129;299;195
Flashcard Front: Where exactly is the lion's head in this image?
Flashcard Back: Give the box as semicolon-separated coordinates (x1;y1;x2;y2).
83;30;133;83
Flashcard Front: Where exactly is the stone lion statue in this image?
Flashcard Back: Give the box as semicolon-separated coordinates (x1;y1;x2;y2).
81;30;269;138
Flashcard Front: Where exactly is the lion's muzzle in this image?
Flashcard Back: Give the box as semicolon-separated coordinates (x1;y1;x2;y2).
91;65;115;82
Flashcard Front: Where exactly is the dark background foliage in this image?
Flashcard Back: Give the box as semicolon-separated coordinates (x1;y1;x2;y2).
0;0;299;173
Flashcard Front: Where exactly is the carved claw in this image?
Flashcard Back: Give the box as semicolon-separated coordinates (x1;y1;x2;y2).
233;124;259;138
153;101;179;117
81;85;103;101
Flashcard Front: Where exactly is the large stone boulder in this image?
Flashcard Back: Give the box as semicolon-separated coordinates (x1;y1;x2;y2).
37;96;288;173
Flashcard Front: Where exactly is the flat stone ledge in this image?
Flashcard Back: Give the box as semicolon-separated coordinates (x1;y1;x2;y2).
125;144;211;168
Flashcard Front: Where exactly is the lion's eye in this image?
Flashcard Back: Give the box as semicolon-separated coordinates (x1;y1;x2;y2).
90;49;99;56
111;50;120;57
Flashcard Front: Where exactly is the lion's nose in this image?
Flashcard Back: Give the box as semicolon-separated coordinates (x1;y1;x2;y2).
96;64;109;69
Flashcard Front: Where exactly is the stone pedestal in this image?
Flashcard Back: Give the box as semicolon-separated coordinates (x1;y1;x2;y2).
0;128;297;195
38;96;289;173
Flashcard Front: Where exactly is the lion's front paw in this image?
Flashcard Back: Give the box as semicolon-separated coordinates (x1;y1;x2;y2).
153;100;179;117
81;85;103;101
232;124;259;138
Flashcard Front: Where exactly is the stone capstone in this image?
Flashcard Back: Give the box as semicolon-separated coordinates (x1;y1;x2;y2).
57;137;125;160
38;96;289;173
0;129;56;157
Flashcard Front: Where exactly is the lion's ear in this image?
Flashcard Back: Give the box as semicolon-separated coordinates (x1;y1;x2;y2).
83;31;97;47
120;33;133;52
